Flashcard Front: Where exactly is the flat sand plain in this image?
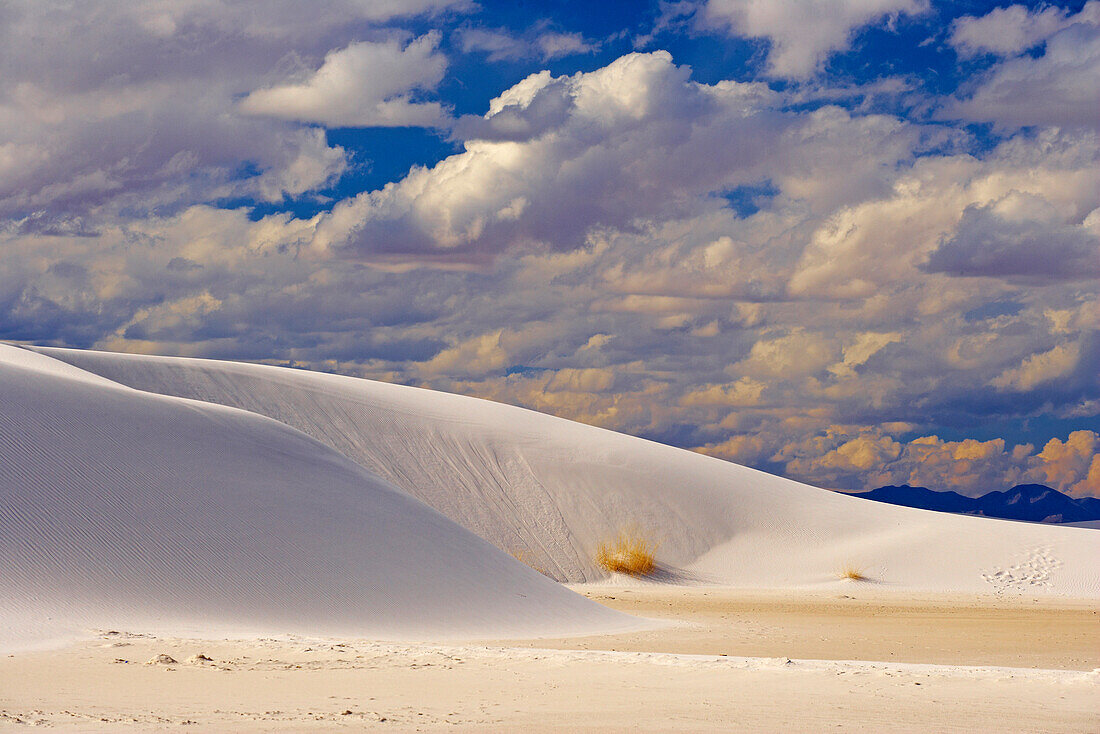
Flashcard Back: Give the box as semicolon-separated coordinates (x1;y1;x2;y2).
534;585;1100;670
2;588;1097;733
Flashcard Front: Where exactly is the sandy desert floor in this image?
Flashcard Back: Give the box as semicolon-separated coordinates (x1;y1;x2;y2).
2;587;1096;733
527;586;1100;669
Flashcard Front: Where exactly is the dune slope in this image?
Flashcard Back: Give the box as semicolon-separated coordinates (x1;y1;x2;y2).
0;345;633;651
35;346;1100;595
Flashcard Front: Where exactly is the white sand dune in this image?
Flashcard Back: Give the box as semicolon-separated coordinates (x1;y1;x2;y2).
31;346;1099;598
0;344;636;651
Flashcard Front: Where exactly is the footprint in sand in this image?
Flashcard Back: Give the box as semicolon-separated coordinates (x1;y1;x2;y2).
981;546;1063;594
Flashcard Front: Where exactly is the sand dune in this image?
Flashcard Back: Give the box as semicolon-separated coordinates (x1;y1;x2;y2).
0;344;633;651
35;346;1100;596
4;344;1098;730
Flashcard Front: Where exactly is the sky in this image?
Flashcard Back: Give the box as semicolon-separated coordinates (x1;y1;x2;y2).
1;0;1097;497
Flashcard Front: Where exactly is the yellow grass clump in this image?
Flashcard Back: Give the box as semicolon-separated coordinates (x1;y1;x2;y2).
595;530;658;577
837;563;869;581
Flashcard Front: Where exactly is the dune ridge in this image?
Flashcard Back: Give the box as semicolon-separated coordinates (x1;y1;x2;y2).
33;346;1100;596
0;344;635;651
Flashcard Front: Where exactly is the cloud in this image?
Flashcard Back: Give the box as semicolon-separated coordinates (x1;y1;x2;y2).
312;51;788;258
922;197;1100;284
945;3;1100;129
774;427;1100;497
240;33;449;128
701;0;927;78
117;0;468;32
0;204;453;362
456;26;596;62
736;328;836;379
806;433;902;472
311;53;925;264
456;27;529;61
417;329;510;376
256;128;349;201
828;331;901;379
990;343;1081;392
680;376;766;407
949;3;1093;58
0;1;468;221
789;130;1100;299
1031;431;1100;498
537;32;595;59
633;2;698;49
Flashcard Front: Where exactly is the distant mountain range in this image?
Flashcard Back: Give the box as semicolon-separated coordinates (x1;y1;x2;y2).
847;484;1100;524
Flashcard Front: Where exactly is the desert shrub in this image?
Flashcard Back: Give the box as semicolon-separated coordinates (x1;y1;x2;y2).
837;563;868;581
595;530;658;577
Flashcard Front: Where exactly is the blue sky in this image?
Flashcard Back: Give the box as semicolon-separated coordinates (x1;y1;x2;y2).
1;0;1097;496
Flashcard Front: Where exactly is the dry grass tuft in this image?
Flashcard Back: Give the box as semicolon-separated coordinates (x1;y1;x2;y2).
837;563;869;581
595;530;658;577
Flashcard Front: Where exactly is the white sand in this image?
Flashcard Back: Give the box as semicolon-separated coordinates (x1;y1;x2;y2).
4;345;1099;731
1;604;1096;733
0;344;635;651
34;345;1100;596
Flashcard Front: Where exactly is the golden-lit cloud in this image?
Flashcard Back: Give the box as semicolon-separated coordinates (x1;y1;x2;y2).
769;427;1100;497
991;342;1081;391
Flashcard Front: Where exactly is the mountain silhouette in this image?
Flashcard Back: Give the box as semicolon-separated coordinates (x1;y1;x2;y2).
848;484;1100;524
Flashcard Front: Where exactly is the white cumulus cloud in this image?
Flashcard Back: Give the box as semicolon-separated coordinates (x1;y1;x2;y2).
702;0;927;78
946;3;1100;129
949;2;1096;58
240;33;449;128
312;51;788;258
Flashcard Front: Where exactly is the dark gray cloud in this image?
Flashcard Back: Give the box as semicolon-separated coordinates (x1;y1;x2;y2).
924;203;1100;283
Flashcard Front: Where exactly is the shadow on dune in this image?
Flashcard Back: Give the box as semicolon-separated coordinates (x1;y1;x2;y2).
638;563;714;585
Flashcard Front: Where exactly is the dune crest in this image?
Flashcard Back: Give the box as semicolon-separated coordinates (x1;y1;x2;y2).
0;344;634;651
33;346;1100;597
